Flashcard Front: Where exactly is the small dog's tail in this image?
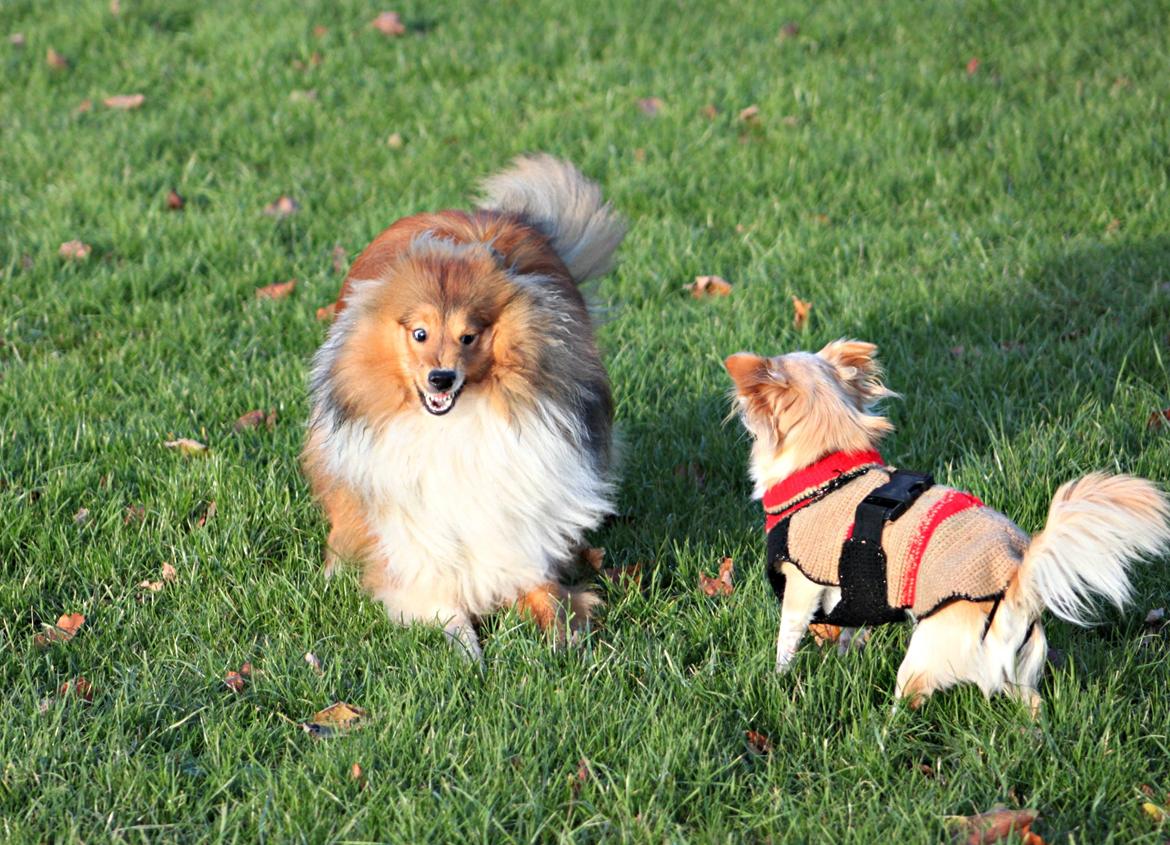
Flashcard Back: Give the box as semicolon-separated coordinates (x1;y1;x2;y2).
1008;473;1170;625
478;154;625;283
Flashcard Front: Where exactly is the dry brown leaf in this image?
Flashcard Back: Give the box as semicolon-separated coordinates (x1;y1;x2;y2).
699;556;734;596
313;25;329;38
304;651;324;674
192;499;217;528
952;808;1043;845
59;240;91;261
162;562;177;582
685;275;732;298
46;47;69;70
166;189;185;210
700;103;719;120
34;613;86;647
809;623;842;646
1146;409;1170;431
256;279;296;300
124;503;146;524
966;57;981;76
263;195;300;218
301;701;368;737
59;677;94;702
745;730;773;755
569;758;591;800
316;302;339;322
792;295;812;330
73;507;90;526
109;0;120;15
138;579;164;593
331;244;348;273
372;12;406;35
1105;218;1121;234
75;99;93;114
1142;801;1167;823
104;93;145;110
637;97;663;117
350;762;364;781
738;104;761;123
601;561;643;587
234;409;276;431
164;437;208;456
224;670;246;693
386;131;404;149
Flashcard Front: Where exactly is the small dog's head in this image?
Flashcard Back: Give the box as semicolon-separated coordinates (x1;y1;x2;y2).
723;339;897;465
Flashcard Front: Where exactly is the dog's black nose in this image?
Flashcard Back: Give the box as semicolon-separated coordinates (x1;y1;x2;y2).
427;369;456;391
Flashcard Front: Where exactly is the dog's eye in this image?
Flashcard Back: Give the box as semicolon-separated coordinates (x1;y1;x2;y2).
459;333;477;346
412;328;427;343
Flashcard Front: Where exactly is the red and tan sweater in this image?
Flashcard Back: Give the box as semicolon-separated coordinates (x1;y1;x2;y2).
763;450;1028;619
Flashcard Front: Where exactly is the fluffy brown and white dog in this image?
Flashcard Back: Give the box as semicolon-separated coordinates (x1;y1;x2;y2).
303;155;624;659
725;340;1170;708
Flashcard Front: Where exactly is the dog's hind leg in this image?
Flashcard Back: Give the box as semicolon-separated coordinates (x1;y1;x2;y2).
775;564;824;673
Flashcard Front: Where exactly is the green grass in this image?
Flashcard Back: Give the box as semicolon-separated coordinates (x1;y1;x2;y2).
3;0;1170;841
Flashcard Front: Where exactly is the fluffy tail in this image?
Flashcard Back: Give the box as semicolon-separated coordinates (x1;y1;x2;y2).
478;154;625;283
1009;473;1170;625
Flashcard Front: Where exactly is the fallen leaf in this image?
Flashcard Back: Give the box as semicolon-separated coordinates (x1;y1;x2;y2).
256;280;296;300
109;0;120;14
304;651;324;674
350;762;363;781
371;12;406;36
59;240;91;261
569;758;591;800
164;438;208;456
792;295;812;330
46;47;69;70
263;195;300;218
699;556;734;596
331;244;348;273
633;147;646;163
162;562;177;582
313;25;329;38
73;507;90;526
738;104;760;123
1105;218;1121;234
951;808;1043;845
1147;409;1170;431
59;677;94;702
966;57;981;76
779;21;800;39
289;89;317;103
103;93;145;110
1141;801;1167;823
34;613;86;647
138;579;164;593
685;275;732;298
809;623;842;646
234;409;276;431
700;103;719;120
9;33;26;47
166;190;185;210
192;499;217;528
316;302;339;322
745;730;772;755
75;99;93;114
224;670;246;693
124;503;146;524
386;131;404;149
301;701;368;737
601;561;643;587
637;97;663;117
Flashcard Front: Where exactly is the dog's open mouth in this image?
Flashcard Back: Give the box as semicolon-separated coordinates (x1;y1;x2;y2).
419;386;462;416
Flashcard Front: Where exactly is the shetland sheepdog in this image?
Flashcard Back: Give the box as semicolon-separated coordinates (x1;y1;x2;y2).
725;340;1170;708
303;155;624;660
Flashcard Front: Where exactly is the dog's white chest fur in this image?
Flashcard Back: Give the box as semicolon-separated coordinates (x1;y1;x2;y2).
324;397;612;616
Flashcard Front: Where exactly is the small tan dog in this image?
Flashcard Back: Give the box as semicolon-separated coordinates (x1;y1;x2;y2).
725;340;1170;708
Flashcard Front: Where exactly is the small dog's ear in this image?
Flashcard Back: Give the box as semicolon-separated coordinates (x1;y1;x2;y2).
817;339;894;406
723;353;771;391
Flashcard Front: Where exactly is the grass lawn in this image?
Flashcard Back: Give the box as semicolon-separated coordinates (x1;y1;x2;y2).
3;0;1170;841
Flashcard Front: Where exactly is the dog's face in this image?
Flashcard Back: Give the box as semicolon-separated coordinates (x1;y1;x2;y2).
724;340;895;460
326;239;536;423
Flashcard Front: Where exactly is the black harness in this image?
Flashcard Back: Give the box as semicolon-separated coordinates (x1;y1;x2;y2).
765;469;934;627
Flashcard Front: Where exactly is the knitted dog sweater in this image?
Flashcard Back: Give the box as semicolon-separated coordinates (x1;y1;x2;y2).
763;451;1028;619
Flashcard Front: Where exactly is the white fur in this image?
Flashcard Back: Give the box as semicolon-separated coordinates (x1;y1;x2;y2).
478;154;625;282
316;394;613;649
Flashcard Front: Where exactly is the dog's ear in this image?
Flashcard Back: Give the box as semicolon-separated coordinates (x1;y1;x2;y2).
724;353;779;392
816;339;894;407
